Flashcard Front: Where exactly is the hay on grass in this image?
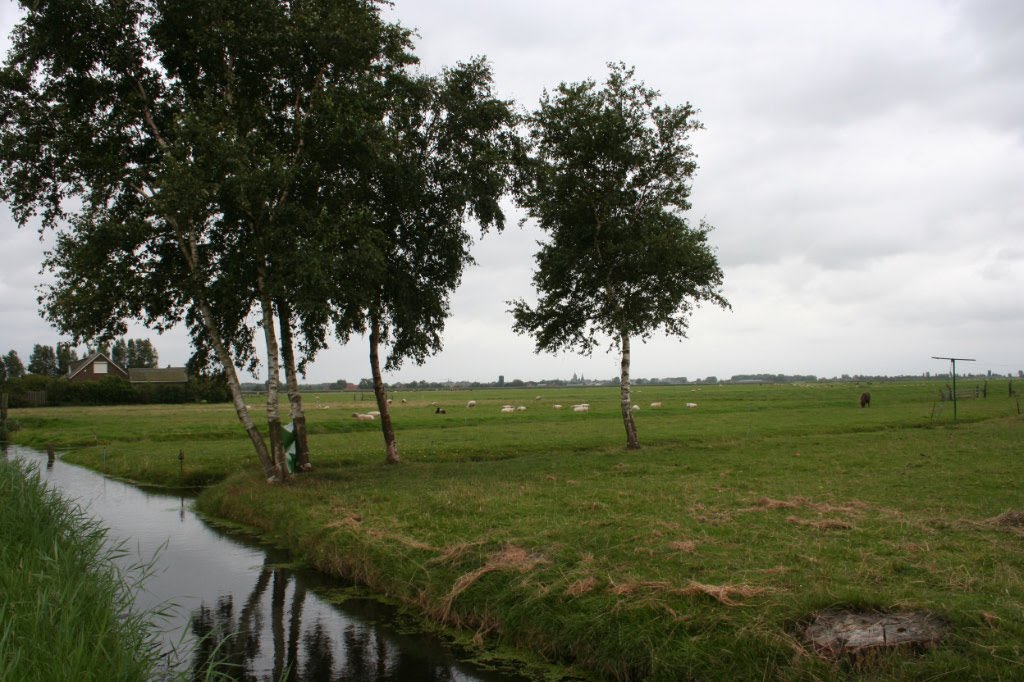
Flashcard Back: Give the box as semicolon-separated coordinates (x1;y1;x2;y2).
440;545;546;620
609;579;766;605
786;516;854;531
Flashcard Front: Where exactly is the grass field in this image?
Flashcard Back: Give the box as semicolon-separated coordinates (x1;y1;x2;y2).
7;380;1024;680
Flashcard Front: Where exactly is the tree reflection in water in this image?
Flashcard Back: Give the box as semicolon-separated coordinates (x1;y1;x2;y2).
189;558;479;682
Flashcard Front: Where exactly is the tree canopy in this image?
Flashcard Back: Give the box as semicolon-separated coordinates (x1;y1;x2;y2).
0;0;418;479
27;344;58;376
511;64;729;449
2;351;25;380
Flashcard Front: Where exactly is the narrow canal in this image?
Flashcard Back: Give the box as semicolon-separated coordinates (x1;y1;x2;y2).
3;443;532;682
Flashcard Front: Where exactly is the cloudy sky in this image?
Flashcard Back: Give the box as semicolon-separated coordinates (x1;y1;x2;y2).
1;0;1022;384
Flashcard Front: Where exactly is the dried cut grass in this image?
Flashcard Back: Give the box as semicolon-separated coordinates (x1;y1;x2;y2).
786;516;854;531
565;576;600;596
609;579;767;605
668;540;698;553
753;496;869;515
988;511;1024;534
428;540;485;566
439;545;547;620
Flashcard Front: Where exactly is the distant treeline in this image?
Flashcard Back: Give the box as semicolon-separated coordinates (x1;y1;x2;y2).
239;372;1022;394
2;375;231;408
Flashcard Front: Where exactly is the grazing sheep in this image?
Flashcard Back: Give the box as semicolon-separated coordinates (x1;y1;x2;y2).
535;396;542;401
401;398;407;404
650;402;663;408
435;407;446;414
368;411;381;417
553;404;563;410
501;406;516;413
516;406;527;411
860;392;871;408
352;413;375;421
387;398;393;405
573;404;590;413
686;402;698;408
467;400;477;408
631;404;640;411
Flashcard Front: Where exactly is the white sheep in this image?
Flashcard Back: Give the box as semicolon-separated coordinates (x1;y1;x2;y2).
650;402;663;408
467;400;477;408
368;410;381;416
516;406;527;411
573;404;590;413
631;404;640;411
501;406;515;413
352;413;375;421
686;402;698;408
553;404;563;410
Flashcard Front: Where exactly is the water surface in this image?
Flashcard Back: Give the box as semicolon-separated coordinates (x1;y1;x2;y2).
3;443;530;682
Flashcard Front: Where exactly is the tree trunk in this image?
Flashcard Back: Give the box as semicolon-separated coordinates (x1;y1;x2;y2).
176;222;276;481
620;330;639;450
277;301;311;471
195;297;278;480
369;316;400;464
258;272;288;481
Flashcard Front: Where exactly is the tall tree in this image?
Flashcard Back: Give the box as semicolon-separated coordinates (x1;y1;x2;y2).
350;59;520;464
55;342;77;376
112;339;129;368
0;0;415;481
511;64;729;450
3;351;25;379
0;355;7;383
27;344;58;376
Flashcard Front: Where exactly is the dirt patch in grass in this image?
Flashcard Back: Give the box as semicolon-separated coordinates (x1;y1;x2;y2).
668;540;698;553
803;609;947;658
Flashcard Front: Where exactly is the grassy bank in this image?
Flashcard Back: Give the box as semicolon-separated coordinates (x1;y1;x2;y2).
9;381;1024;679
0;458;164;682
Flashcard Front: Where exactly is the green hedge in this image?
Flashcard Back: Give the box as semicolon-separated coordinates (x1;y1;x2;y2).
1;375;230;407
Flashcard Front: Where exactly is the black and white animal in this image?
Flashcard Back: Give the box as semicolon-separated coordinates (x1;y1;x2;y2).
860;392;871;408
435;407;446;414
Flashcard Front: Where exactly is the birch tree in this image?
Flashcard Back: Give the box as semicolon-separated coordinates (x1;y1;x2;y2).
0;0;413;480
510;64;729;450
350;59;519;464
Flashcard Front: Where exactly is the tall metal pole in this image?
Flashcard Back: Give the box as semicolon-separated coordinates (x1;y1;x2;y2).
932;356;976;421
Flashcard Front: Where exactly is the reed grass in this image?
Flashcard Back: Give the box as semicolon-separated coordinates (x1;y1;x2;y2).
0;458;167;682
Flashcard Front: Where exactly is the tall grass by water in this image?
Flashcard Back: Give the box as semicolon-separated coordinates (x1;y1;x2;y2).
0;458;166;682
9;379;1024;679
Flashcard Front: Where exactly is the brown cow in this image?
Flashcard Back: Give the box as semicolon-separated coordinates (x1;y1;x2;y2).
860;392;871;408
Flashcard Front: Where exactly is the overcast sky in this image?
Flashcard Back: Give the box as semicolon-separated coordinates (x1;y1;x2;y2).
1;0;1022;384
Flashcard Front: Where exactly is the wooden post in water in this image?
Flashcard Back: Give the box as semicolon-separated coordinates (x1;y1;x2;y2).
47;444;55;465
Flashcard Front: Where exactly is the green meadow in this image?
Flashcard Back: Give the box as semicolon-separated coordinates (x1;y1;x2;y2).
8;380;1024;680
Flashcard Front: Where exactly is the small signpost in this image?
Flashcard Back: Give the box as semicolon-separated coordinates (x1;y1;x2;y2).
932;356;976;421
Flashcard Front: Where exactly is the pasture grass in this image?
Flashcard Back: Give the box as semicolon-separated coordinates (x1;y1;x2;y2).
9;380;1024;680
0;458;166;682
